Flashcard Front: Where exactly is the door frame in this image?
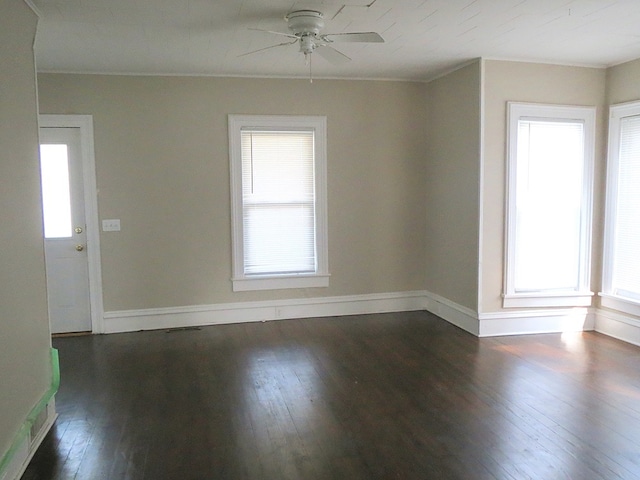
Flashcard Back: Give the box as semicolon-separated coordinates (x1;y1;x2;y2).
39;114;104;333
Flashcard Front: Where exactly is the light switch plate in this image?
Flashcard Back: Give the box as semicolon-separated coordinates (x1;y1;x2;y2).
102;219;121;232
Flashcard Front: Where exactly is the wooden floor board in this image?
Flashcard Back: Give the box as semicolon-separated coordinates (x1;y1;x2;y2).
21;311;640;479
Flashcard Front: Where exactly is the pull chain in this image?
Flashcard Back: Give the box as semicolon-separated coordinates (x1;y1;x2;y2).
304;52;313;83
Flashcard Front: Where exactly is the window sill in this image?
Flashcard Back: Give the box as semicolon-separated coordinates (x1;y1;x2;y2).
599;293;640;317
232;274;330;292
503;291;594;308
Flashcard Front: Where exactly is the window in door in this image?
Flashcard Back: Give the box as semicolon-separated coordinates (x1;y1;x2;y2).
40;144;73;238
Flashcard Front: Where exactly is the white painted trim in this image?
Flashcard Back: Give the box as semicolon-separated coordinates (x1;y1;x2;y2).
103;291;428;333
35;69;428;84
38;115;105;333
478;307;595;337
423;58;482;83
595;308;640;347
0;402;57;480
482;56;607;70
228;115;329;292
423;291;479;336
502;291;594;308
503;103;596;305
100;289;640;348
601;101;640;309
599;293;640;317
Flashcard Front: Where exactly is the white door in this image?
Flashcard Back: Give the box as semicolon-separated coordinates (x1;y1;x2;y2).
39;127;92;333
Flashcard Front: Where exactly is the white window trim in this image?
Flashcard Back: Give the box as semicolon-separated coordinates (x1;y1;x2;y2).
601;100;640;317
503;103;596;308
228;114;329;292
600;293;640;317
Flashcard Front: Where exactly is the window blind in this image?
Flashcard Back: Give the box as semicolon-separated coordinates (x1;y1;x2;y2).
240;129;316;275
612;115;640;300
514;120;585;292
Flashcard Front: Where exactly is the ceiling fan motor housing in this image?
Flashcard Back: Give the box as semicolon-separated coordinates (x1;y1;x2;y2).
286;10;325;36
299;36;316;55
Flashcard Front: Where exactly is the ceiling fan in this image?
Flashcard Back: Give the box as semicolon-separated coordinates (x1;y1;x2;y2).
241;10;384;70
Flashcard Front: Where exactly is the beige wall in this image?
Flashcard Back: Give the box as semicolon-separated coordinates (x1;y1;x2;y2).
481;60;607;313
37;74;428;312
35;59;633;331
0;0;52;459
606;57;640;105
424;61;481;311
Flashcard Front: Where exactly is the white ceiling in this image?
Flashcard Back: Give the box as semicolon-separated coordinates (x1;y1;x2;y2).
31;0;640;82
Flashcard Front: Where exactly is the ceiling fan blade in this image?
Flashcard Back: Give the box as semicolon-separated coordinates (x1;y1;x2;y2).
323;32;384;43
238;40;297;58
248;28;298;39
315;45;351;65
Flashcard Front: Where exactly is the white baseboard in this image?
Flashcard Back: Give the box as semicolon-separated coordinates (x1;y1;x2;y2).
595;308;640;347
421;291;597;338
478;308;595;337
422;291;479;335
0;401;57;480
421;294;638;344
103;291;429;333
103;290;640;348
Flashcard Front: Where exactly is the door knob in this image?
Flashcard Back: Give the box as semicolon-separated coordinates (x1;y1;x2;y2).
75;244;85;252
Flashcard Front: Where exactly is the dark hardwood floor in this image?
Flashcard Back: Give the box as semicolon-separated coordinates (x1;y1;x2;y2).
21;311;640;479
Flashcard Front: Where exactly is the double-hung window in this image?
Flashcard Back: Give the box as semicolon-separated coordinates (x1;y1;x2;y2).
228;115;329;292
503;103;596;308
601;101;640;316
